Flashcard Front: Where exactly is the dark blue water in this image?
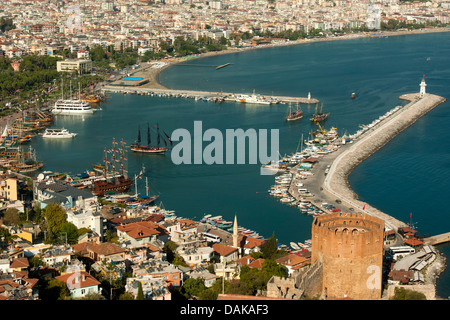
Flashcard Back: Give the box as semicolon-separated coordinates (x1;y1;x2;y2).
32;32;450;298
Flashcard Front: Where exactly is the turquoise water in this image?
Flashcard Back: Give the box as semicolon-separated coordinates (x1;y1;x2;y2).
32;32;450;298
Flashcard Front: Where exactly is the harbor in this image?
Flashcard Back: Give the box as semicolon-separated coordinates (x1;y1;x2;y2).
324;91;446;232
266;79;448;246
101;85;320;105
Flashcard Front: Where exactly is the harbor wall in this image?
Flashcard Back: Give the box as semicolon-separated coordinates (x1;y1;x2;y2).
323;93;446;232
102;85;319;104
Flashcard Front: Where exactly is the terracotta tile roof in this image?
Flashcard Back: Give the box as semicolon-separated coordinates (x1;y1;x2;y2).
143;214;165;223
403;238;424;247
23;278;39;288
145;243;162;252
88;242;125;256
0;280;19;288
243;237;265;249
116;221;168;240
56;271;100;290
9;258;29;269
212;243;238;257
276;254;308;267
236;255;255;266
71;242;91;255
248;258;265;269
72;242;125;257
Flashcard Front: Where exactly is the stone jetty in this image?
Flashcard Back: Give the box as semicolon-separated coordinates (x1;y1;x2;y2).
323;92;446;231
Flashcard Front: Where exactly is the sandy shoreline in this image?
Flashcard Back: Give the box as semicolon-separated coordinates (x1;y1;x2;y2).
138;27;450;90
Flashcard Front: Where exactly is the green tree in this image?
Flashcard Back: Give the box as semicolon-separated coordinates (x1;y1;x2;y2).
136;282;145;300
159;40;169;52
183;278;206;298
105;230;119;243
228;279;253;295
261;232;278;259
392;287;427;300
198;279;228;300
119;292;135;300
163;240;178;262
90;45;108;62
80;292;105;300
39;278;70;300
59;222;79;245
29;256;44;268
42;203;67;238
3;208;20;226
0;18;15;32
32;202;42;223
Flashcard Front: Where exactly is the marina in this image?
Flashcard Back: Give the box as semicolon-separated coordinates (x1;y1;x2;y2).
102;85;319;105
50;99;96;115
325;90;446;232
266;79;449;246
2;32;449;298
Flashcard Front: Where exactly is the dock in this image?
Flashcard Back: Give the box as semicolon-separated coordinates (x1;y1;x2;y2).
102;85;319;105
216;63;232;70
424;232;450;245
172;62;233;70
323;92;446;232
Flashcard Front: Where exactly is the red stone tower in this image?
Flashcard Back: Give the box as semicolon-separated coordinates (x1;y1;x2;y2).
311;212;385;300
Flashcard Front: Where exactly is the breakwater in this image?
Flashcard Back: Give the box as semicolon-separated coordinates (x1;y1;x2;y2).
102;85;319;105
323;92;446;232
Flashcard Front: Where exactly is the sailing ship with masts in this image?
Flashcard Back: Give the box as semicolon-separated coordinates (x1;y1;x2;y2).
89;138;133;196
310;102;329;122
285;103;303;121
115;166;160;207
130;123;172;154
7;145;44;173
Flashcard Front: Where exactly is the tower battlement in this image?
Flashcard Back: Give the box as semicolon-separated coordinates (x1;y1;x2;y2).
311;212;385;300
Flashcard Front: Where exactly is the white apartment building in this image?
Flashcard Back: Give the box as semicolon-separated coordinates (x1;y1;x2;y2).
66;209;105;240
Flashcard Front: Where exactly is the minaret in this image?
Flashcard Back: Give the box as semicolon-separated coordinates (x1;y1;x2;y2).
420;76;427;98
232;213;238;249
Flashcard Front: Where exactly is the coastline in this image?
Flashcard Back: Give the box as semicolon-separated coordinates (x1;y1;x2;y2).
136;26;450;91
324;93;446;231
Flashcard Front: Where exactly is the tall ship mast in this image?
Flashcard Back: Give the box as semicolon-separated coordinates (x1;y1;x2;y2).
90;138;133;196
130;122;172;154
310;102;329;122
51;78;96;115
285;103;303;121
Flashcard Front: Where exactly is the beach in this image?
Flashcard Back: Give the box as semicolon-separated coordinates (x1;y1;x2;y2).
128;27;450;91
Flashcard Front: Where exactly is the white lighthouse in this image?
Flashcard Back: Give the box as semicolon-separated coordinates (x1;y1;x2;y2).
420;76;427;98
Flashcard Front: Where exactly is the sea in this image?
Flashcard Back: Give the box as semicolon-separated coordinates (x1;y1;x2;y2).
32;31;450;298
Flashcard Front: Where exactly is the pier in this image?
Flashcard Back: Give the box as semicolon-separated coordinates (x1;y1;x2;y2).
323;92;446;232
424;232;450;245
171;62;233;70
102;85;319;105
216;63;233;70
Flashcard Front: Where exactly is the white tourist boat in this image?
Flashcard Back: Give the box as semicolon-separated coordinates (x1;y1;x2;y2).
237;90;271;105
51;99;95;115
40;128;77;139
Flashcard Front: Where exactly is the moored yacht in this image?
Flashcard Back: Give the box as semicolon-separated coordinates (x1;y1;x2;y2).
51;99;95;115
40;128;77;138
